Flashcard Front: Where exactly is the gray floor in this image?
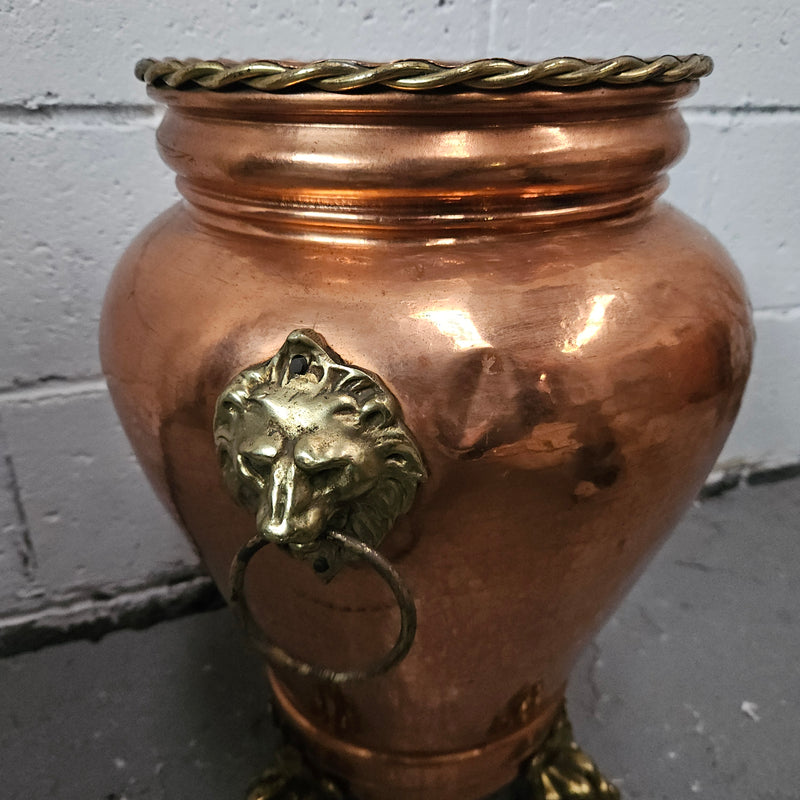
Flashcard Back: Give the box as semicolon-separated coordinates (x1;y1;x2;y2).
1;479;798;800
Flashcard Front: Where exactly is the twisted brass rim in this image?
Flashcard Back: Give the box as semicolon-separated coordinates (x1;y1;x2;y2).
229;530;417;684
136;55;712;93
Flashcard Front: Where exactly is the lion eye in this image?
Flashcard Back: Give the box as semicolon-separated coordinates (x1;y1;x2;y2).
309;458;348;475
238;451;275;480
308;461;348;491
295;451;350;484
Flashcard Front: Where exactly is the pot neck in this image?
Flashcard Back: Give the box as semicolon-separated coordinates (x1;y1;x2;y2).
151;83;696;238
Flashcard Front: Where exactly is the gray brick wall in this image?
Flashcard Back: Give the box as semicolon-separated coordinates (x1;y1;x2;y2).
1;0;797;629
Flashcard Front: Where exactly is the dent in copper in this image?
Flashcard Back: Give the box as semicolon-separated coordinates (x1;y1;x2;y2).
100;80;753;800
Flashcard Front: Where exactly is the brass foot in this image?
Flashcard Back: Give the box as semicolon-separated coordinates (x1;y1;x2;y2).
522;706;620;799
245;744;347;800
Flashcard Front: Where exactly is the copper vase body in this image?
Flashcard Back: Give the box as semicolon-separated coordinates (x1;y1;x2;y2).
100;81;753;800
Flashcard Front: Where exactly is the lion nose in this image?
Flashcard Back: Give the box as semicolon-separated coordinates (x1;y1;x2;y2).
260;458;296;540
257;456;315;542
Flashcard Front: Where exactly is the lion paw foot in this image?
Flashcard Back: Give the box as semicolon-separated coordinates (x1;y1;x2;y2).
245;746;347;800
522;707;620;799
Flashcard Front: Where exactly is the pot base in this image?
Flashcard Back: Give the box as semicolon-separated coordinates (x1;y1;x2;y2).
246;701;619;800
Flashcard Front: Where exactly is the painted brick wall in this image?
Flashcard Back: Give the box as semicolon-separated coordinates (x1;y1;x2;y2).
1;0;797;630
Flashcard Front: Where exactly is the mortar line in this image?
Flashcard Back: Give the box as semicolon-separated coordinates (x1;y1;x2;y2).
3;454;37;577
685;104;800;115
754;302;800;311
0;101;798;120
0;103;161;130
753;305;800;321
0;573;222;659
0;102;155;117
0;376;107;403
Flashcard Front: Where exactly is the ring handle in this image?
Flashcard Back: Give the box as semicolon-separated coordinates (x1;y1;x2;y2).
229;530;418;684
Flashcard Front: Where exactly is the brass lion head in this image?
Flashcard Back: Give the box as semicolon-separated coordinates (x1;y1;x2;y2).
213;330;426;580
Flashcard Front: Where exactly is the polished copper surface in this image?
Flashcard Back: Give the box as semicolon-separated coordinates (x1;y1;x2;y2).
100;79;753;799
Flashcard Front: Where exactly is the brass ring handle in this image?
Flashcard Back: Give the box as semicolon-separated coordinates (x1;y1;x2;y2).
229;530;417;684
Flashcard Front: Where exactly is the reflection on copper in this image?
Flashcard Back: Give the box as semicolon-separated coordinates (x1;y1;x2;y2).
436;131;471;158
413;308;491;350
289;152;355;167
536;125;571;154
562;294;616;353
294;231;372;248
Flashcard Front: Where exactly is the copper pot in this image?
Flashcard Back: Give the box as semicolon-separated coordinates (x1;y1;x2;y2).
100;57;753;800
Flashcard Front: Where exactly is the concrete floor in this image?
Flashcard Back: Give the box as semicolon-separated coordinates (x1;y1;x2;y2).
1;478;797;800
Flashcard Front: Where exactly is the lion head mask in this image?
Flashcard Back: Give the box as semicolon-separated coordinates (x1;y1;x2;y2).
213;329;426;580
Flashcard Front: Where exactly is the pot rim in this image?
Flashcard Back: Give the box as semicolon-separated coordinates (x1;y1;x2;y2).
144;81;699;121
136;54;712;95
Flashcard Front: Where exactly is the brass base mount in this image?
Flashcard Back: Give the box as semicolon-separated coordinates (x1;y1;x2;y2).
246;705;619;800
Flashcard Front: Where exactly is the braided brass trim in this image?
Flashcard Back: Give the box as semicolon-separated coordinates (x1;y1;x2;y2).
135;55;712;93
